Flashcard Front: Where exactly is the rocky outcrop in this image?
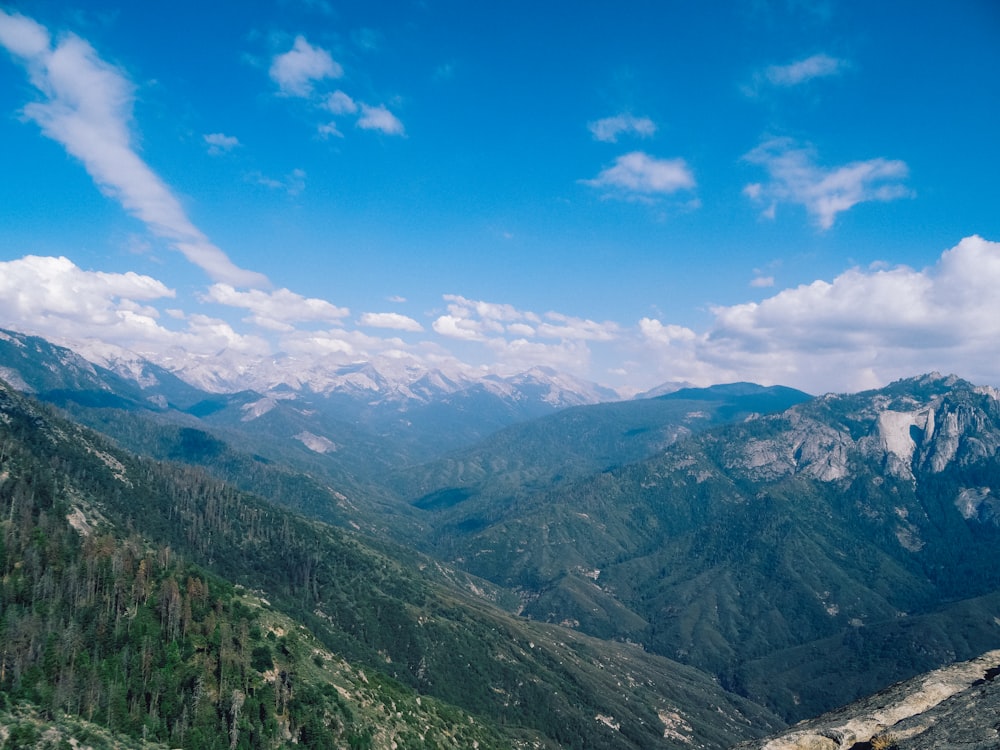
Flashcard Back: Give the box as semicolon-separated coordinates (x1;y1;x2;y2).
734;649;1000;749
723;374;1000;488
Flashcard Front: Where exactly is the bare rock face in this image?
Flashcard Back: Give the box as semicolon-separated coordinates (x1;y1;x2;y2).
734;650;1000;749
722;374;1000;490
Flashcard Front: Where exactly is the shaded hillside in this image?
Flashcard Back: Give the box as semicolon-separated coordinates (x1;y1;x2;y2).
0;378;783;749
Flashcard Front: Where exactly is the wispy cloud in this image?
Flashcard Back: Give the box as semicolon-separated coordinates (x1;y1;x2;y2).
269;35;342;97
745;53;849;96
583;151;695;198
766;53;846;86
588;114;657;143
249;168;307;196
0;10;268;288
743;138;911;229
358;312;423;332
203;132;240;155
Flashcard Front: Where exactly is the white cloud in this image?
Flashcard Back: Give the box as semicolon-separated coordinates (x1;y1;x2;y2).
202;284;349;331
356;103;405;135
743;138;911;229
765;53;846;87
0;9;49;57
204;132;240;155
325;89;358;115
537;311;619;341
269;35;342;97
588;114;657;143
432;314;485;341
638;236;1000;393
0;10;268;288
750;276;775;288
0;256;172;324
358;312;424;332
0;255;267;359
3;235;999;399
583;151;695;198
430;295;619;377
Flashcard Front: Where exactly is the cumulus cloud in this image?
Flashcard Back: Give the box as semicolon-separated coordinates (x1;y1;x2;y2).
0;255;267;359
433;295;620;344
269;35;342;96
638;236;1000;393
202;284;349;331
583;151;695;198
3;235;998;398
743;138;911;229
325;89;358;115
430;295;619;374
356;103;405;135
0;255;172;323
0;10;268;288
537;311;619;341
358;312;424;332
204;132;240;155
588;114;657;143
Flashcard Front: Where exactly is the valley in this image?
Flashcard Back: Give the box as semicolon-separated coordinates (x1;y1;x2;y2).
2;327;1000;748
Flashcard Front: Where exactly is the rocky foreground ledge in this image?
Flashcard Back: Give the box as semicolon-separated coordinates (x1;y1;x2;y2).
735;649;1000;750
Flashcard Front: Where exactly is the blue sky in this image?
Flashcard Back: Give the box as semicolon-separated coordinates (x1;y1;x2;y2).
0;0;998;395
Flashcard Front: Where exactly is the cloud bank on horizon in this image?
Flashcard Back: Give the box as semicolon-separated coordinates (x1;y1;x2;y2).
0;3;997;396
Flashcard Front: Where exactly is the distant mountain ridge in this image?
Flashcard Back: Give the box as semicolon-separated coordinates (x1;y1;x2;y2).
57;328;619;406
0;325;628;465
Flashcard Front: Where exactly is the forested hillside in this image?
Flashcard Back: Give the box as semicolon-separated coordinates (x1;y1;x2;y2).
0;379;783;749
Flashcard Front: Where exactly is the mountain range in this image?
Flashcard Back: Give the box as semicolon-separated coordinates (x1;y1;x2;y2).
2;325;1000;748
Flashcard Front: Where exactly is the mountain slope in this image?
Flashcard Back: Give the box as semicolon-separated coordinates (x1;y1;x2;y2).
397;382;811;517
735;648;1000;749
0;377;784;749
412;374;1000;720
0;328;621;510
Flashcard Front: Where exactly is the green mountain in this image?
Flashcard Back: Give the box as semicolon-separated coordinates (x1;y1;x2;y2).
397;382;810;523
5;328;1000;741
0;378;783;749
408;374;1000;721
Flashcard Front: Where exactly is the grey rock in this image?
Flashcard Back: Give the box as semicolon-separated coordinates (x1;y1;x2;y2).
734;649;1000;749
